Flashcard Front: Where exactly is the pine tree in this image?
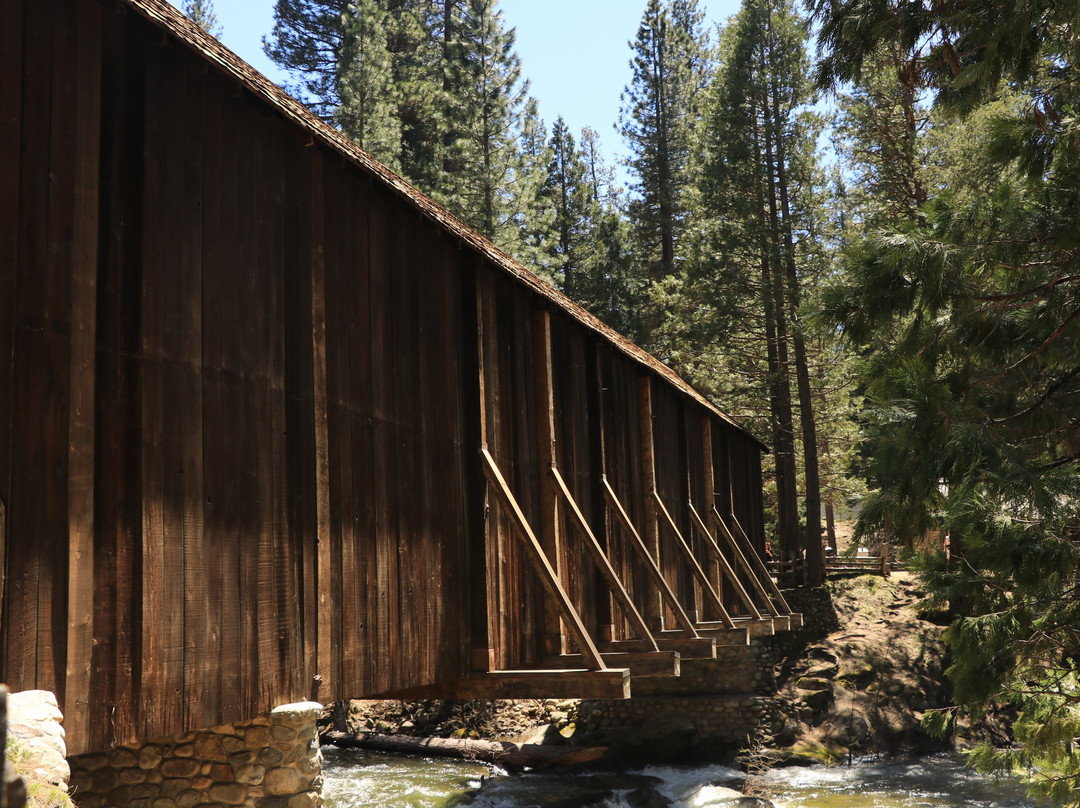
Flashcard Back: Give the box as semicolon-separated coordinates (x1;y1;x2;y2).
816;0;1080;798
183;0;222;38
690;0;825;578
834;44;930;228
441;0;530;246
264;0;351;122
540;117;594;294
577;127;638;334
336;0;401;166
510;99;554;275
385;1;445;187
265;0;446;183
618;0;711;282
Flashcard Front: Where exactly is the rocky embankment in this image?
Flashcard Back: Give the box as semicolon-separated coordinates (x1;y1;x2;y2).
765;572;953;764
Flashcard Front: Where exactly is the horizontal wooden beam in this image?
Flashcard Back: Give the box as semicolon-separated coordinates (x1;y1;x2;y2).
678;625;751;646
699;617;775;638
537;651;680;678
605;636;718;659
376;668;631;701
768;615;791;632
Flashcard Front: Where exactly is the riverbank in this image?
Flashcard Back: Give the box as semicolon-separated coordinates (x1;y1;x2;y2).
765;572;952;764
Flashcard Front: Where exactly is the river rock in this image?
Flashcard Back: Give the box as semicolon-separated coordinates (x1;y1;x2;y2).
798;687;833;712
795;677;832;692
804;662;839;679
825;711;871;746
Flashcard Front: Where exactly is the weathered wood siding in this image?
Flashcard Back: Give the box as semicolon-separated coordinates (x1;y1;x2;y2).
0;0;771;755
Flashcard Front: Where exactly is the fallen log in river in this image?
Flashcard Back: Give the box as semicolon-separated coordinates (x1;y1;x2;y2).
321;730;607;772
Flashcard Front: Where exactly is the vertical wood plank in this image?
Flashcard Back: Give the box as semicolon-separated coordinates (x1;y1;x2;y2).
701;417;721;601
176;58;207;734
32;0;77;702
89;12;144;748
366;183;394;694
637;376;662;629
232;96;261;720
250;107;279;713
199;70;224;728
583;341;613;641
0;0;24;586
265;123;292;708
467;262;494;673
139;37;169;739
309;150;333;698
281;138;318;702
339;175;367;695
532;308;565;656
64;0;101;753
213;76;242;725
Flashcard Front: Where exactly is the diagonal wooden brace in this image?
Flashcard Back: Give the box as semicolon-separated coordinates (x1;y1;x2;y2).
549;466;659;652
652;491;734;628
480;447;607;671
714;507;794;615
688;502;763;619
601;476;700;637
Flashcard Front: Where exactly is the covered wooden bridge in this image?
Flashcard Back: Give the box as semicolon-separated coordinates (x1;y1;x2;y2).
0;0;797;757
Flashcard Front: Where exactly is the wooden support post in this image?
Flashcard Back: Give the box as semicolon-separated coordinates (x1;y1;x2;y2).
65;0;102;747
637;377;663;628
700;418;722;601
533;309;566;656
481;448;606;671
470;269;495;672
586;345;614;642
602;477;699;637
550;467;658;652
310;152;334;695
688;503;762;619
652;492;734;628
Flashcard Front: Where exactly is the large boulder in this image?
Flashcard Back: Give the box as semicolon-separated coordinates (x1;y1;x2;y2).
6;690;70;788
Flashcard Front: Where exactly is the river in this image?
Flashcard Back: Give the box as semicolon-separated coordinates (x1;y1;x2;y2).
321;747;1059;807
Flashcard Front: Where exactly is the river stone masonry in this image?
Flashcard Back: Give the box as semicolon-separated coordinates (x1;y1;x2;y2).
573;695;783;762
68;702;324;808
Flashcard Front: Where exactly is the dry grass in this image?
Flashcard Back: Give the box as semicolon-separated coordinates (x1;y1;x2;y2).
5;738;73;808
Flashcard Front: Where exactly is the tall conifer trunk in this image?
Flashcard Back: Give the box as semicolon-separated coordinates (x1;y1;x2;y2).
771;67;823;585
753;60;801;567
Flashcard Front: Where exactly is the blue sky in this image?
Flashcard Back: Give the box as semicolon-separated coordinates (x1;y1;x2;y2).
180;1;742;178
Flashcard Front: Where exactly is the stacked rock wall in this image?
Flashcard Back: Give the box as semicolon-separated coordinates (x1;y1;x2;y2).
68;702;324;808
575;588;840;757
573;695;782;760
632;642;777;698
